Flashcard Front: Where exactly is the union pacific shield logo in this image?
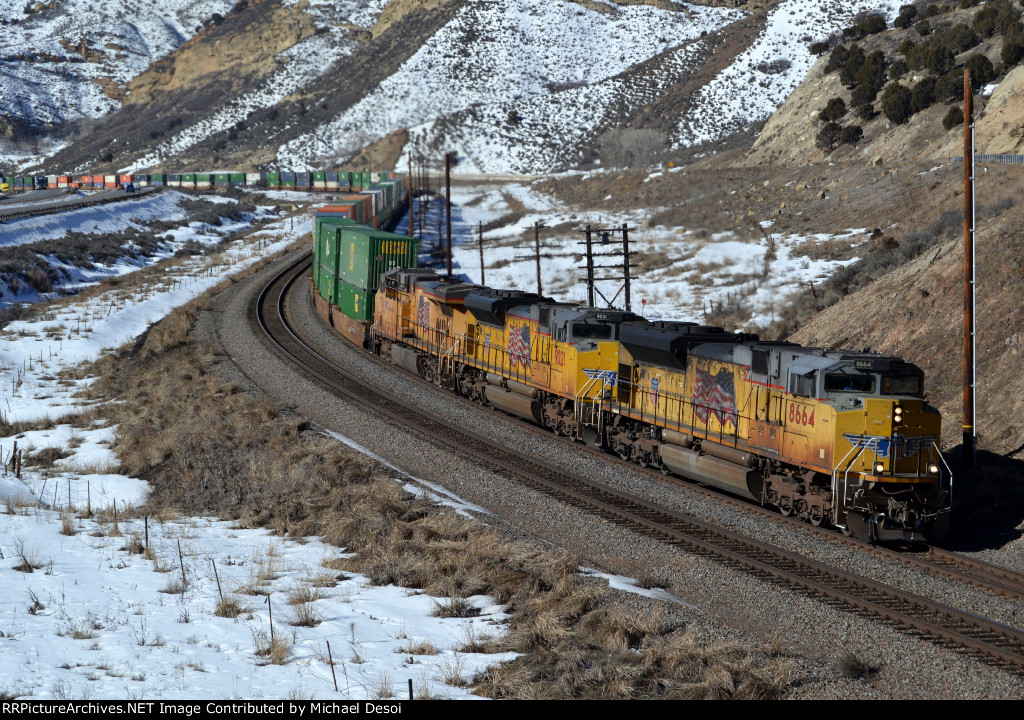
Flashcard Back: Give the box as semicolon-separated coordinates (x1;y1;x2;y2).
842;434;937;459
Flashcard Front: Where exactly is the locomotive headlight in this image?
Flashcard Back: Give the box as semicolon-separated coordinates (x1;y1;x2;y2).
893;405;903;422
928;464;940;475
874;462;885;474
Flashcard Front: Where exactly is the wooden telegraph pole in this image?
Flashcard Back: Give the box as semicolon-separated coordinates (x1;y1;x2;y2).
478;222;485;285
407;153;414;239
445;152;453;277
534;221;543;296
963;69;977;469
584;225;595;307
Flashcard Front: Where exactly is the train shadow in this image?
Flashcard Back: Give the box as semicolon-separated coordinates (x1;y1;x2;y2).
938;446;1024;551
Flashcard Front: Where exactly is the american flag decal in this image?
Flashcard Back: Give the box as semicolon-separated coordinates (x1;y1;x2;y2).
416;296;430;329
694;367;738;427
507;324;532;369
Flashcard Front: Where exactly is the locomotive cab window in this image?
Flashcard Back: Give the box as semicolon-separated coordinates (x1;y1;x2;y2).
788;371;818;398
882;374;921;396
824;372;876;394
571;323;611;340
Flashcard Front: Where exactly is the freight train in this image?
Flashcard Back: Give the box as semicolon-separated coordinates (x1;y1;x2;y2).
310;204;953;544
0;170;394;194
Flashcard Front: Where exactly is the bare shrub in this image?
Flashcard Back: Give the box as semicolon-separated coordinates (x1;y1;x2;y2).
839;651;879;680
253;630;291;665
397;639;438;656
288;601;323;628
598;128;668;169
215;595;247;618
60;513;76;536
12;537;44;573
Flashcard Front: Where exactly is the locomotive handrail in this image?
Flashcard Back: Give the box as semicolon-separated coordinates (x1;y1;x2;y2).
832;443;866;528
933;441;955;513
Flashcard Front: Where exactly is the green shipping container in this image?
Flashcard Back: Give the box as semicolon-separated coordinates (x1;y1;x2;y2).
181;173;196;186
265;172;281;188
314;215;358;276
229;172;245;185
333;279;374;322
336;226;418;291
318;267;334;305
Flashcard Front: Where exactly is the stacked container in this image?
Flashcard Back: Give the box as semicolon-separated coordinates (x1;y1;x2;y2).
245;172;262;187
265;172;281;189
313;171;327;190
196;173;212;189
312;210;418;325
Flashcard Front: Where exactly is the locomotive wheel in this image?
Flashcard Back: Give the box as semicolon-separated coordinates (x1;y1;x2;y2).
809;506;824;526
778;497;793;517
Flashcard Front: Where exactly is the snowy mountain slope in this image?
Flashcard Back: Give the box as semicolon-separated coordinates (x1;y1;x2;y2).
14;0;908;175
124;0;390;172
0;0;236;160
276;0;743;172
677;0;900;147
272;0;907;173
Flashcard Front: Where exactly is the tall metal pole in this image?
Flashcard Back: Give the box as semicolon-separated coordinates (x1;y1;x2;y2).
478;221;485;285
622;222;631;312
445;152;452;277
963;68;977;468
585;225;595;308
534;221;542;296
407;153;414;239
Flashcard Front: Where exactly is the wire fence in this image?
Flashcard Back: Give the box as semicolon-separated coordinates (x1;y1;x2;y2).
949;154;1024;165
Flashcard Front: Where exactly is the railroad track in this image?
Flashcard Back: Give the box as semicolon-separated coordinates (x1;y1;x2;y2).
253;253;1024;677
0;186;158;223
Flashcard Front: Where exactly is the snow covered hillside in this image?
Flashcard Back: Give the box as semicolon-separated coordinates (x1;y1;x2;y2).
0;0;237;165
278;0;901;174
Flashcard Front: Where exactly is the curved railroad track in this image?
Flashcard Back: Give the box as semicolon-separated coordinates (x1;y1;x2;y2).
0;186;158;223
254;252;1024;677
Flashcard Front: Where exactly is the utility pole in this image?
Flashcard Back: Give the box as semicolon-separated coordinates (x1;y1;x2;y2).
621;222;632;312
534;221;543;296
577;223;637;310
478;221;485;285
445;152;453;277
407;153;414;239
963;68;977;469
585;224;595;307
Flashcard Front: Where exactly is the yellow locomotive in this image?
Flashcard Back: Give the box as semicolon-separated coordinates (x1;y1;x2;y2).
367;268;951;543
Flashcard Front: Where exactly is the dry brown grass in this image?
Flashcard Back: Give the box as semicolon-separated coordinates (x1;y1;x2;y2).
253;630;291;665
81;284;795;700
60;513;76;536
214;595;248;618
